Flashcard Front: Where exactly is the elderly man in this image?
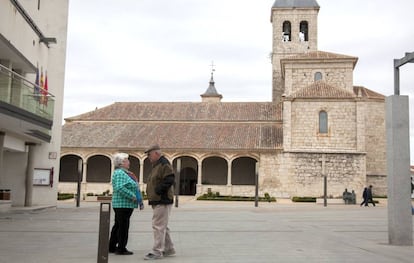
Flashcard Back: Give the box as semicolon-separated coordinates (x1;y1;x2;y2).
144;144;176;260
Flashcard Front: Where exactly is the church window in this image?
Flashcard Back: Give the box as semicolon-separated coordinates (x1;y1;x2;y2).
282;21;291;42
299;21;309;41
314;72;322;81
319;111;328;134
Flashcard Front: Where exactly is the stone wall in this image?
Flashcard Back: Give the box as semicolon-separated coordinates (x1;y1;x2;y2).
365;101;387;176
290;101;357;150
274;152;366;198
284;62;354;95
271;8;318;102
366;174;387;197
271;9;318;55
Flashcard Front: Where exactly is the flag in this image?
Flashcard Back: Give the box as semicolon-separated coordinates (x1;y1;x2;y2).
42;72;48;105
39;69;45;105
40;69;44;90
34;67;40;101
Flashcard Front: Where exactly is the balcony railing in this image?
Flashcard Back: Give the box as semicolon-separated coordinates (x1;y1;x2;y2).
0;63;54;121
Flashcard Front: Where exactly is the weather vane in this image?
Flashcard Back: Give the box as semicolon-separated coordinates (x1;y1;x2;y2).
210;61;215;78
210;61;215;72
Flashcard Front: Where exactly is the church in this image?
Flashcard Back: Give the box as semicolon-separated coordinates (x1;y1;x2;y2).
59;0;387;199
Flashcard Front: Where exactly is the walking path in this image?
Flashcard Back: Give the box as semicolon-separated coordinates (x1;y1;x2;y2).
0;197;413;263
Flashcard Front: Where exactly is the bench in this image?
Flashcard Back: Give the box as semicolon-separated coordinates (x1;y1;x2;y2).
342;191;356;204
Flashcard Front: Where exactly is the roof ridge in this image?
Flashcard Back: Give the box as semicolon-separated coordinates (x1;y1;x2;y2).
290;81;355;99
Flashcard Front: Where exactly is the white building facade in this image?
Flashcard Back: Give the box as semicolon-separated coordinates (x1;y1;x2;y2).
0;0;69;207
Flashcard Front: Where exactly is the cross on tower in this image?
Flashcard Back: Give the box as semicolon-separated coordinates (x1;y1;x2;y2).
210;61;216;73
319;154;329;176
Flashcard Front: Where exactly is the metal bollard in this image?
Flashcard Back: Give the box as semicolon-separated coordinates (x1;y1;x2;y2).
97;202;111;263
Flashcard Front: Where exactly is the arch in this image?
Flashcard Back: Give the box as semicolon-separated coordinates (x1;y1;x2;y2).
282;21;291;42
202;156;227;185
319;110;328;134
299;21;309;41
129;155;140;179
231;157;257;185
314;72;322;81
199;152;229;162
86;155;111;182
143;157;152;183
173;156;198;195
59;154;82;182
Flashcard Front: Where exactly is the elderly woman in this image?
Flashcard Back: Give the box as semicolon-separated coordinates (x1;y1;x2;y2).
109;153;143;255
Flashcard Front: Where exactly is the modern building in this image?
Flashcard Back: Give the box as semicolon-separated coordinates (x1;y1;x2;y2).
60;0;387;200
0;0;69;208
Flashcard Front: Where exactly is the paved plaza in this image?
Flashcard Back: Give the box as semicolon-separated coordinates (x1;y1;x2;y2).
0;198;413;263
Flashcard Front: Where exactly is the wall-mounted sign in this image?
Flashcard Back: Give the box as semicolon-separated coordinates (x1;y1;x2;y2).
33;168;52;186
48;152;57;159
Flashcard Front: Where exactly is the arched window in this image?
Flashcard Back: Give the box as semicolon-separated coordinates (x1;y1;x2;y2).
314;72;322;81
282;21;291;42
299;21;309;41
319;111;328;134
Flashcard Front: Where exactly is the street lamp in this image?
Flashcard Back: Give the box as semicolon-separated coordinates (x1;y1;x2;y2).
394;52;414;95
386;52;414;246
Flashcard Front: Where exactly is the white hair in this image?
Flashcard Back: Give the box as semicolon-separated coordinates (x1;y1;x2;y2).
113;153;129;168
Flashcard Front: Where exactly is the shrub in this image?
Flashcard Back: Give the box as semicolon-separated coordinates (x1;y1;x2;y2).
291;196;316;202
57;192;74;200
197;193;276;202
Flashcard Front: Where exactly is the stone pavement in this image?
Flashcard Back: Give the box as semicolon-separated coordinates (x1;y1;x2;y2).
0;197;413;263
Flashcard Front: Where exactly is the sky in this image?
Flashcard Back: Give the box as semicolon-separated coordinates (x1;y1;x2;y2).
64;0;414;160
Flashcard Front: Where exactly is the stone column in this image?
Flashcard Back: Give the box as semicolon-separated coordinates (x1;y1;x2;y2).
227;159;232;196
25;143;36;207
386;95;413;246
227;159;232;186
196;159;202;195
139;159;144;191
81;159;87;196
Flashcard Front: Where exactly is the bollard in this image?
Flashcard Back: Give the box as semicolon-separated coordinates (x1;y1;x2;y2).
175;158;181;208
254;162;259;207
97;202;111;263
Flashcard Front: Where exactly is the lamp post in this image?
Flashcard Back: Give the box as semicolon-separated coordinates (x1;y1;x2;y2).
386;52;414;246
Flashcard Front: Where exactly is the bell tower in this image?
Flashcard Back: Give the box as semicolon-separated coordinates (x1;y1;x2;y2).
270;0;320;102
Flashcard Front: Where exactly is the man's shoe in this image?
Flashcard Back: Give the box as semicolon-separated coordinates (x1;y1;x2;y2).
144;253;163;260
115;249;133;255
163;249;176;257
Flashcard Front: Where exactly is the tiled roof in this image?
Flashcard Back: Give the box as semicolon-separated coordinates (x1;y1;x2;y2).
62;102;283;151
65;102;283;122
290;81;356;99
353;86;385;100
272;0;320;8
62;122;283;151
283;51;358;61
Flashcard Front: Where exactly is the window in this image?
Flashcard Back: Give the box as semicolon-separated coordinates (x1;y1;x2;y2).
299;21;309;41
282;21;291;42
314;72;322;81
319;111;328;133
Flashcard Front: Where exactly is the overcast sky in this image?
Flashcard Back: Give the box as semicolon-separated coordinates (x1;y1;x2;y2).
64;0;414;160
